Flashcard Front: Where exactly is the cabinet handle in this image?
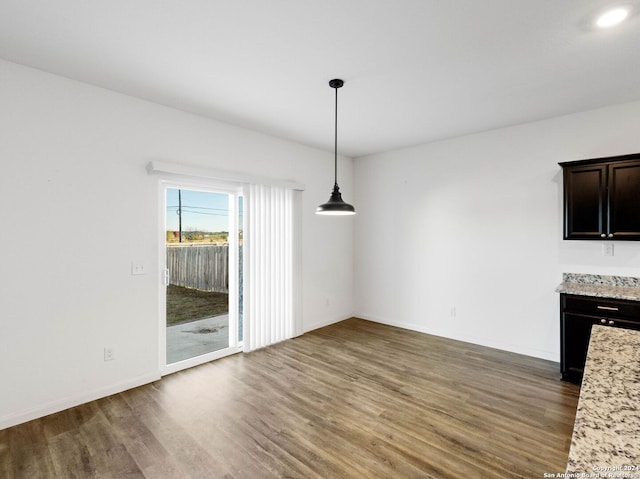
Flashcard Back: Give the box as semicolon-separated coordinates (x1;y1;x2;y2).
597;305;619;311
608;233;614;238
600;318;607;324
608;320;615;326
600;233;606;238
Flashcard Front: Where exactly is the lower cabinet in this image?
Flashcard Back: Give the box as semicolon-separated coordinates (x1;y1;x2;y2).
560;293;640;383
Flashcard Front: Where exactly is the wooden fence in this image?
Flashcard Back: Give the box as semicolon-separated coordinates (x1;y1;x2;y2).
167;244;233;293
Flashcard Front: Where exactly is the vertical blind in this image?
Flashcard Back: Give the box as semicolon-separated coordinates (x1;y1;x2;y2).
243;183;298;352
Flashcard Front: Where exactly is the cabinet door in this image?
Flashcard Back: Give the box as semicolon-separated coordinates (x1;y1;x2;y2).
561;311;640;383
563;164;606;239
560;312;601;382
608;160;640;240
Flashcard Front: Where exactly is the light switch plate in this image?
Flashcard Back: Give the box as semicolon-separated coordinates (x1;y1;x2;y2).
131;261;146;275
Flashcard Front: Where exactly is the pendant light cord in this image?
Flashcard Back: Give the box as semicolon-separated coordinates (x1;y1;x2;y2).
334;84;338;187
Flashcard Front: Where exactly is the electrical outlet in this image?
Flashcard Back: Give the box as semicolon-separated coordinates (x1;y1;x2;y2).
602;244;614;257
104;346;115;361
450;307;457;317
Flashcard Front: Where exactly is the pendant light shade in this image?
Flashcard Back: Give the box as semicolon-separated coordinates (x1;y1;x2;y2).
316;79;356;216
316;183;356;215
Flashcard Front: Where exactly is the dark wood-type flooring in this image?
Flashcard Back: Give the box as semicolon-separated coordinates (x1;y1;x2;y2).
0;318;580;478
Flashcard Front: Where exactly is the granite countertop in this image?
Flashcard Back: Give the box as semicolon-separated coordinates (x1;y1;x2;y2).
566;325;640;474
556;273;640;301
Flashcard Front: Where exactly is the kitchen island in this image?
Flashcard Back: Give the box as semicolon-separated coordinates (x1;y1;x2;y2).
566;325;640;474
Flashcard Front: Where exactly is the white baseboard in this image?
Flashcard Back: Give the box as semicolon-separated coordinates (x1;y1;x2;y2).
0;371;161;431
355;313;558;362
303;314;354;334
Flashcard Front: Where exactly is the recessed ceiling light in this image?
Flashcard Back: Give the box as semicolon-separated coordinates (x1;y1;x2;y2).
596;7;630;28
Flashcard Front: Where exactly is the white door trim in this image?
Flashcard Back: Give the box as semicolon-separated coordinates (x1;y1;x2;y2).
157;178;243;376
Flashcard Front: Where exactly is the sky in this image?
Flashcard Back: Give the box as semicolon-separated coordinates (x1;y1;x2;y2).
166;188;241;232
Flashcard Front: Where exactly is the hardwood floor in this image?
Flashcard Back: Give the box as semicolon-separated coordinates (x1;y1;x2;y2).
0;318;580;478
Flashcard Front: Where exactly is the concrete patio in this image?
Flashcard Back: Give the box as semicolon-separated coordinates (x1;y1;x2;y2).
166;314;229;364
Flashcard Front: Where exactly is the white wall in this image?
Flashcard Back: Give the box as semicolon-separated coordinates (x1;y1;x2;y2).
354;100;640;361
0;59;354;429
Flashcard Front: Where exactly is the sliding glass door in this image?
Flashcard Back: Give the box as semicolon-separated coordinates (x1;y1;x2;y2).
162;183;243;374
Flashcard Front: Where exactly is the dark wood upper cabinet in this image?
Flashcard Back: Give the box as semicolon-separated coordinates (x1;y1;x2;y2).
560;153;640;240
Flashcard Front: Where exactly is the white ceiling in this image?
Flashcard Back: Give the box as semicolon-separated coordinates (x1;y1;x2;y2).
1;1;640;158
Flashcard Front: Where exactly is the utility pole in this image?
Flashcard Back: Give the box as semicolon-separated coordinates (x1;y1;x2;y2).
178;189;183;243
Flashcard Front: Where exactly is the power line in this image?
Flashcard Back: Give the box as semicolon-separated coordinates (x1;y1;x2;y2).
176;209;229;217
166;205;228;211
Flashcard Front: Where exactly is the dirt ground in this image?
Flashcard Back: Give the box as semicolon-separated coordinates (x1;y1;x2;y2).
166;285;229;325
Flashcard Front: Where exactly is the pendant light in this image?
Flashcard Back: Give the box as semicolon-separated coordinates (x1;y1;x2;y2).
316;79;356;216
